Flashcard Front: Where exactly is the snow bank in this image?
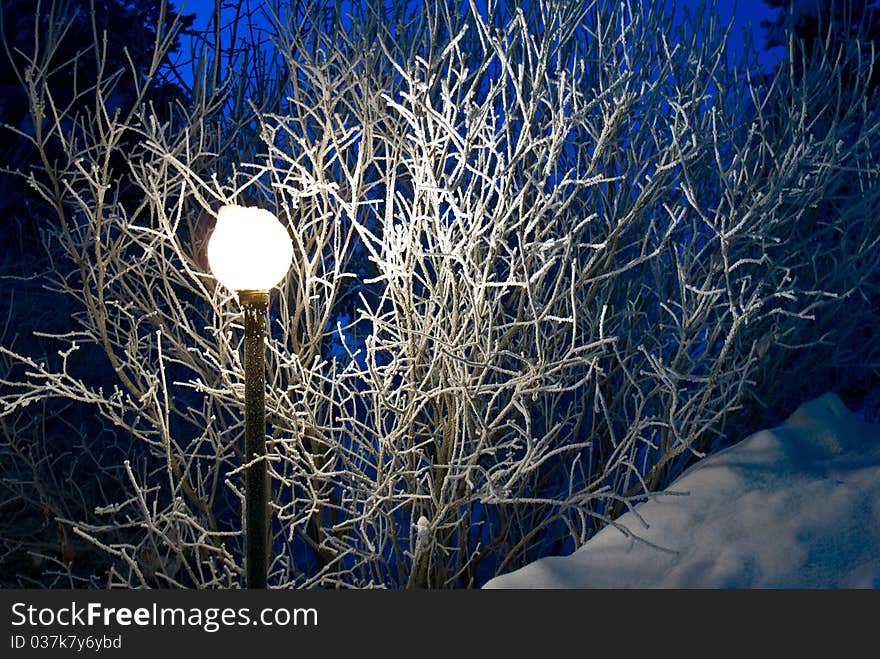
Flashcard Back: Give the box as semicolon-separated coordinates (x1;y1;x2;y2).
484;393;880;588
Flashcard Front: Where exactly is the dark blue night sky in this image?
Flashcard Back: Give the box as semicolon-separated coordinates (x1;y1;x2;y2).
182;0;784;67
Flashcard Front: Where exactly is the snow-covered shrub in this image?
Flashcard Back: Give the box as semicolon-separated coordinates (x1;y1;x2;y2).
2;0;878;587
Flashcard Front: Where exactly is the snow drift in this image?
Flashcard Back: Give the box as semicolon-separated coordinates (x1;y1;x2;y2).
485;393;880;588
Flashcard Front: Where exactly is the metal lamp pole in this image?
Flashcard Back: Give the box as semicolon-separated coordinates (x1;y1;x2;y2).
207;203;293;590
240;289;270;589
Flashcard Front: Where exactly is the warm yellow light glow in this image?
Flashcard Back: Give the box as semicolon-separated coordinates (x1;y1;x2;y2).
207;204;293;292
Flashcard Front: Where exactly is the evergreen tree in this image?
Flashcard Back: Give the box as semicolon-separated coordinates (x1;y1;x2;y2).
0;0;195;266
761;0;880;92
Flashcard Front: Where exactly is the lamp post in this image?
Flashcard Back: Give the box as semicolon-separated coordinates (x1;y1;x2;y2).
207;204;293;589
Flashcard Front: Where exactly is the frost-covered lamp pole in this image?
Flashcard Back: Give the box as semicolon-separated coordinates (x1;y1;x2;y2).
207;204;293;589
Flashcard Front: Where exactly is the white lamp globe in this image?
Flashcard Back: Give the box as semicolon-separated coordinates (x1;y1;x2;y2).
207;204;293;292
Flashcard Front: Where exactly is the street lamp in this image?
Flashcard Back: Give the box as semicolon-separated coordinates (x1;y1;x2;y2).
207;204;293;589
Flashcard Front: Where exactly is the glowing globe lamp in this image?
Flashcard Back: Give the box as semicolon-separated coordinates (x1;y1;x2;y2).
207;204;293;293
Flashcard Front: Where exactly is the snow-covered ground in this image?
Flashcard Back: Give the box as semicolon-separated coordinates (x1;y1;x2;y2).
485;392;880;588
